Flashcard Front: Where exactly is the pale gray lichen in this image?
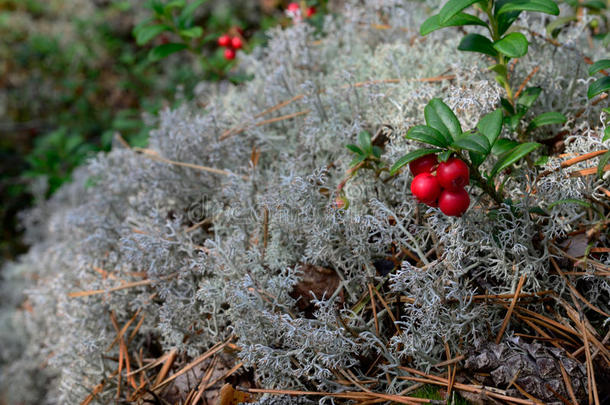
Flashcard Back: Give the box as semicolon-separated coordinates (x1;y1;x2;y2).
1;0;608;403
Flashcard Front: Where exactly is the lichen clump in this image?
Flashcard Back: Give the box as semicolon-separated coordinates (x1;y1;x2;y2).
1;0;609;403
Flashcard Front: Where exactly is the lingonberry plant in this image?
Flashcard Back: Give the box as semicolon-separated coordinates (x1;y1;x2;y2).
420;0;567;133
391;98;542;207
588;59;610;178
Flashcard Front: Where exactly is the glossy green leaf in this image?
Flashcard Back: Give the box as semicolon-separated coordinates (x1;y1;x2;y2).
350;155;367;167
588;77;610;99
516;87;542;110
406;125;451;147
452;133;490;154
497;0;560;16
588;59;610;76
346;144;365;155
358;131;372;151
179;26;203;38
439;0;481;23
469;151;486;167
424;98;462;141
458;33;498;57
547;198;592;209
420;12;487;35
489;64;507;76
491;138;519;155
490;142;541;177
603;127;610;142
164;0;186;12
134;24;170;45
597;149;610;178
527;111;567;131
148;43;188;61
534;155;549;166
477;109;503;146
500;97;515;115
390;149;440;174
493;32;528;58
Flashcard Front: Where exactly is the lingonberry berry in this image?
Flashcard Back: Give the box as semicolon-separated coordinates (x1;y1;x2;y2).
287;2;300;12
231;36;243;50
224;48;236;60
437;158;469;191
218;34;230;47
409;154;438;176
306;6;316;17
438;188;470;217
411;173;441;205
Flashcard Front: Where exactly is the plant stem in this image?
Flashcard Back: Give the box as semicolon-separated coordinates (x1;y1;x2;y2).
465;158;504;205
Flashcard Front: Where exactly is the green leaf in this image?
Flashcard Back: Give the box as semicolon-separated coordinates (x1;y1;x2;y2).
588;77;610;99
390;149;440;175
350;155;367;167
603;127;610;142
469;150;486;167
372;146;383;159
493;32;528;58
597;149;610;178
497;0;560;16
452;132;491;154
490;142;541;177
458;33;498;57
588;59;610;76
547;198;592;209
477;109;503;146
546;16;577;37
179;26;203;38
406;125;451;147
500;97;515;115
527;111;567;131
516;87;542;111
148;43;188;61
358;131;372;152
134;24;170;45
424;98;462;141
583;0;607;10
491;138;519;155
346;144;365;155
534;155;549;166
420;12;487;35
181;0;207;17
439;0;481;23
164;0;186;13
488;63;507;76
438;150;453;162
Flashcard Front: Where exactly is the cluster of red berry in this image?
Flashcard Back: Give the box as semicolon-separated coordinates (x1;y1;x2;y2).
217;34;243;60
286;2;316;18
409;155;471;217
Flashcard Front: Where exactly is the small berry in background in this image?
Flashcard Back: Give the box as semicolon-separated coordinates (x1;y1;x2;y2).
224;48;236;60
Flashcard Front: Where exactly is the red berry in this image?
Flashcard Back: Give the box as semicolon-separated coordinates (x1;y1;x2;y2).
287;2;300;12
334;195;349;210
411;173;441;205
306;6;316;17
218;34;230;47
224;48;236;60
231;36;242;50
438;188;470;217
437;158;469;191
409;154;438;176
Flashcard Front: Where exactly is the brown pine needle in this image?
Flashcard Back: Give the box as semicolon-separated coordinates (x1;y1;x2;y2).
559;361;579;405
372;287;399;333
106;309;141;352
153;348;177;388
134;147;246;179
569;164;610;177
512;382;545;405
561;150;608;168
496;274;526;344
433;355;465;368
368;283;380;336
153;337;232;390
514;66;540;99
68;273;177;298
243;387;427;404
